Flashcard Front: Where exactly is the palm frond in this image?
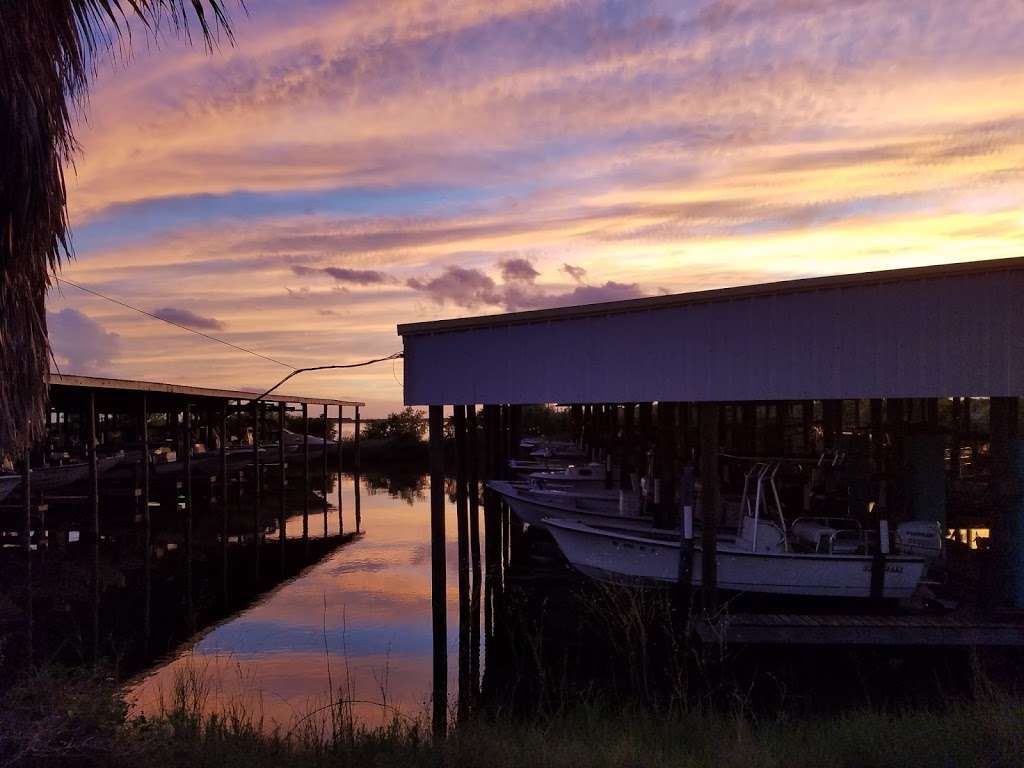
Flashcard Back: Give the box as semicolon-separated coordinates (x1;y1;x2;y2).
0;1;235;455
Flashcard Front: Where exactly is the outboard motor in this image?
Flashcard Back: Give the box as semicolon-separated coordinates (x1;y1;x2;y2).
895;521;944;564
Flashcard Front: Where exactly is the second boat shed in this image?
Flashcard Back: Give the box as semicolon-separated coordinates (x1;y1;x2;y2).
397;256;1024;734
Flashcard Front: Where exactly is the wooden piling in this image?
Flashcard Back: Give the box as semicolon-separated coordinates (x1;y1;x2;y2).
321;405;329;537
354;406;361;473
337;406;344;533
656;402;677;528
22;450;32;662
621;403;635;490
950;397;963;479
677;463;696;610
466;404;482;711
279;402;288;573
454;405;471;721
302;402;310;550
221;402;229;609
428;405;447;740
185;403;194;629
88;392;100;662
699;402;720;614
141;395;152;651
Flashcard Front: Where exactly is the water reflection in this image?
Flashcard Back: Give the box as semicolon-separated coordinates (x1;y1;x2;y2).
128;469;477;730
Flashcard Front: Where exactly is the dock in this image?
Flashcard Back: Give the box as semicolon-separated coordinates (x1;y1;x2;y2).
694;613;1024;647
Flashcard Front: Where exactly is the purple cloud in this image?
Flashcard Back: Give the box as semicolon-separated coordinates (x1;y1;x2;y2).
291;265;391;285
407;266;501;308
408;262;646;312
500;257;540;283
152;306;225;330
503;281;645;311
562;263;587;283
48;309;121;374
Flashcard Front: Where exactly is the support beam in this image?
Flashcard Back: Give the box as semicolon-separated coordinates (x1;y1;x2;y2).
466;404;482;713
621;404;635;490
428;405;447;740
454;405;471;721
250;400;261;497
656;402;677;528
354;406;362;473
89;392;99;662
337;406;344;534
22;449;32;663
185;403;194;629
322;405;329;538
699;402;720;614
141;395;152;651
279;402;288;574
302;402;310;549
221;402;229;609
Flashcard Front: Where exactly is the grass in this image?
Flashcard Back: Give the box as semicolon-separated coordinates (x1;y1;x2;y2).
2;665;1023;768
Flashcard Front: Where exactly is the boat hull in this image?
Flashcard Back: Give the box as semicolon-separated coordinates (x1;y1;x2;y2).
546;519;925;599
489;480;649;531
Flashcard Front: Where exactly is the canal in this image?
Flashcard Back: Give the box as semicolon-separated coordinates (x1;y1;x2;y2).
127;469;470;730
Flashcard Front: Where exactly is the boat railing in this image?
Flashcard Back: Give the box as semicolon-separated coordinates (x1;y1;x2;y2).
740;461;788;553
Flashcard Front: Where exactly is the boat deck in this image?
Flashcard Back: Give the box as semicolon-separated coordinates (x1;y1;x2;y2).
693;612;1024;646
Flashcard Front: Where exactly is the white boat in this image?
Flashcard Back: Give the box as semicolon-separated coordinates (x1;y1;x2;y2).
543;461;932;600
0;475;19;502
487;479;649;530
509;458;570;476
0;452;124;496
545;517;927;598
530;442;588;461
528;462;611;490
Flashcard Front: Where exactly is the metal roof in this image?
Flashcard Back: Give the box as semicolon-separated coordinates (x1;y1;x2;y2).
48;374;364;407
398;258;1024;405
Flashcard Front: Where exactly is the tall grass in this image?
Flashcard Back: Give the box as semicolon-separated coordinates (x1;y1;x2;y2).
3;664;1023;768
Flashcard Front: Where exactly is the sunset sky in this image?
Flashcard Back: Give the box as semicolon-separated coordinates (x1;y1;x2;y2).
48;0;1024;415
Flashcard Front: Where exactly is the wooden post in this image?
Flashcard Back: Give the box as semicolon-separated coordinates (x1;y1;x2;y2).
221;402;229;609
950;397;963;479
22;450;32;662
454;405;470;721
354;406;361;473
742;402;757;455
279;402;288;573
990;396;1018;607
638;402;653;486
677;463;696;610
699;403;720;614
509;404;522;463
322;405;329;538
302;402;310;549
250;400;261;496
337;406;344;534
428;405;447;740
185;403;194;629
656;402;677;529
801;400;814;454
141;395;152;652
88;392;100;662
466;404;482;712
498;405;508;479
823;399;841;453
570;404;583;444
621;404;635;490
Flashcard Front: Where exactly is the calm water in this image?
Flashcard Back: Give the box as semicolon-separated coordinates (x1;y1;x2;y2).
127;470;474;729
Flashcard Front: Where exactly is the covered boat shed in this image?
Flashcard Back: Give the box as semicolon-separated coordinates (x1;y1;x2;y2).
398;256;1024;736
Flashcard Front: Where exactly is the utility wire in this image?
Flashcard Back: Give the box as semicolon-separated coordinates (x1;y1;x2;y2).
251;354;404;402
55;276;295;369
54;275;404;408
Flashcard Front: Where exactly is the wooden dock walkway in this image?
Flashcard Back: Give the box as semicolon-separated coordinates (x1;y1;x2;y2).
694;612;1024;646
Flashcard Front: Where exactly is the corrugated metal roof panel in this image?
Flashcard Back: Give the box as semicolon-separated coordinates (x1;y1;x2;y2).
400;260;1024;404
